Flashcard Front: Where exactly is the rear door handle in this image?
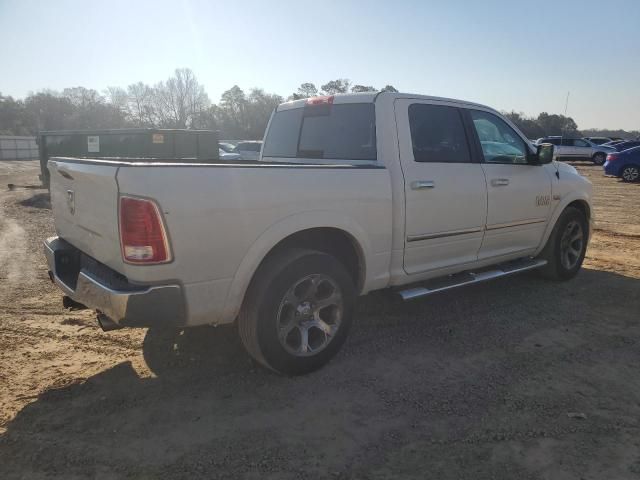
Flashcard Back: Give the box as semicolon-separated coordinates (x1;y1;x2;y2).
411;180;435;190
491;178;509;187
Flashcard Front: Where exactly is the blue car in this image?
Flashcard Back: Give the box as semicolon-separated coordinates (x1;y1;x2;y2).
604;146;640;182
612;140;640;152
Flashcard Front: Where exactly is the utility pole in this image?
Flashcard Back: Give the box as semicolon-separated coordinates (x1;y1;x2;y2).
561;91;570;138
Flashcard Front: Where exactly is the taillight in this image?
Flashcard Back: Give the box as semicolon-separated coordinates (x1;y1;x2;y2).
306;95;334;105
119;196;171;264
606;153;619;162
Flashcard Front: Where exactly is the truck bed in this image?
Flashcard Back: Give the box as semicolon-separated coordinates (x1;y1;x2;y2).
48;157;393;325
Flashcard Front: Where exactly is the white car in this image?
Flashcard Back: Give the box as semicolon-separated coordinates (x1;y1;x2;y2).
233;141;262;161
44;92;593;375
537;137;615;165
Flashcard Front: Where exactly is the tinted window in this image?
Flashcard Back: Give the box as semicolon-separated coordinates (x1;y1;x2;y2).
263;104;376;161
561;138;573;146
574;139;589;147
408;104;470;163
262;108;303;157
470;110;527;164
298;103;376;160
619;141;640;151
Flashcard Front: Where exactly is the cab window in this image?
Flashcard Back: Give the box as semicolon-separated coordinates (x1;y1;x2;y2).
469;110;527;164
408;104;471;163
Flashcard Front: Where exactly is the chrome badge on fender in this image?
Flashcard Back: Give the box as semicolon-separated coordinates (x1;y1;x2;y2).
536;195;550;207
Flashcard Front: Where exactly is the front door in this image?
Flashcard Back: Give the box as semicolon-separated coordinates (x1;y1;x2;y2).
466;109;553;259
395;99;488;275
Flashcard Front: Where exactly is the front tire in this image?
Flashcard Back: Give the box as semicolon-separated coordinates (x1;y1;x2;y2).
537;207;588;280
239;249;356;375
621;165;640;182
592;152;606;165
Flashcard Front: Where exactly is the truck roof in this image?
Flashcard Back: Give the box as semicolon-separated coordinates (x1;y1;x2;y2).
277;91;497;113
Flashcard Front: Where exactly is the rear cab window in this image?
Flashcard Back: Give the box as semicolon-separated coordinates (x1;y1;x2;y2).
262;101;377;163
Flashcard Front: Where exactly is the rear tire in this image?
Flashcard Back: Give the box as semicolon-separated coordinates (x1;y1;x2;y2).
592;152;606;165
238;248;356;375
621;165;640;182
537;207;588;280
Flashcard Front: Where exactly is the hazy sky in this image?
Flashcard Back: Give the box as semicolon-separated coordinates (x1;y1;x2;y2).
1;0;639;130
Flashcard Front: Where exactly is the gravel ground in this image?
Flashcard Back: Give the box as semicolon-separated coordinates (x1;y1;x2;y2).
1;160;639;479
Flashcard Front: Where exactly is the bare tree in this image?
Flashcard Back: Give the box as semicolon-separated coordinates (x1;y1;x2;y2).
152;68;210;128
104;86;128;113
127;82;155;126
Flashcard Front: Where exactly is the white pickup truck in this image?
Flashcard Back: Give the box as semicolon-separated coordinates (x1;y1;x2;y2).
44;92;593;375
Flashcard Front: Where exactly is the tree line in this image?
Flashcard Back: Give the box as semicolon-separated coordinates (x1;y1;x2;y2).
503;111;639;140
0;68;637;140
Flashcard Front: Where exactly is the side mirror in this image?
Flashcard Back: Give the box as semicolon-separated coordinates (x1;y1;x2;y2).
532;143;554;165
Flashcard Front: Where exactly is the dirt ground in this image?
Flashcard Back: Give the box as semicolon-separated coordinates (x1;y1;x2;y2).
1;160;639;479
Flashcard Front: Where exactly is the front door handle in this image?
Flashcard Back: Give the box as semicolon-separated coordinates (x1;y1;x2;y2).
411;180;435;190
491;178;509;187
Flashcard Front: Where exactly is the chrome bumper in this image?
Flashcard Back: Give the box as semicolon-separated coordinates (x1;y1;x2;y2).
44;236;186;328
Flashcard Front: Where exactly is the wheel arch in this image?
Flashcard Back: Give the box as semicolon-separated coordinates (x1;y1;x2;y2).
221;212;371;323
535;194;593;256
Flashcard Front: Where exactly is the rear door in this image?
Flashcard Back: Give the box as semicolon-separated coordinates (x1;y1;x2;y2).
48;159;123;271
466;109;553;259
395;99;487;274
560;138;577;157
572;138;592;159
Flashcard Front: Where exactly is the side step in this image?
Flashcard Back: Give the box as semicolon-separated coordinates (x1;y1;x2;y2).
397;258;547;301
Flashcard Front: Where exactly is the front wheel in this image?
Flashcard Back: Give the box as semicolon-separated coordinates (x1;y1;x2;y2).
592;152;606;165
621;165;640;182
537;207;588;280
239;249;355;375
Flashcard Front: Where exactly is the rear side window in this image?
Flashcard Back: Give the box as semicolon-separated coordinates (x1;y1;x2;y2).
262;109;303;157
263;103;377;161
408;104;471;163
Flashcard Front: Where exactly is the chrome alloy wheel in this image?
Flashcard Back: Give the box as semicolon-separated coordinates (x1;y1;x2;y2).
622;166;639;182
593;153;606;165
560;220;584;270
276;274;343;357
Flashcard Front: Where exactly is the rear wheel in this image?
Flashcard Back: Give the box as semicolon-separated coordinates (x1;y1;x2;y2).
238;249;355;375
537;207;588;280
592;152;606;165
621;165;640;182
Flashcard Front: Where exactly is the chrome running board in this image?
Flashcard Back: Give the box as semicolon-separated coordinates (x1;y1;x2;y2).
398;258;547;301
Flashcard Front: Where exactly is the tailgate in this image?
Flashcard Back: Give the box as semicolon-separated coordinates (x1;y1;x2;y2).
48;159;123;271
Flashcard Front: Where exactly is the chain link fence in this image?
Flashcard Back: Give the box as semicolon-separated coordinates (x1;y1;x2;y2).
0;136;38;160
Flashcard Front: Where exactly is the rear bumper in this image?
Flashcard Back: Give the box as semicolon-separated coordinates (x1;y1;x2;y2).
44;236;187;328
603;161;620;177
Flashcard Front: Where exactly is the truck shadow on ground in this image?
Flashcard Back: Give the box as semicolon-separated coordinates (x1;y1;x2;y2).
17;192;51;209
2;268;640;478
